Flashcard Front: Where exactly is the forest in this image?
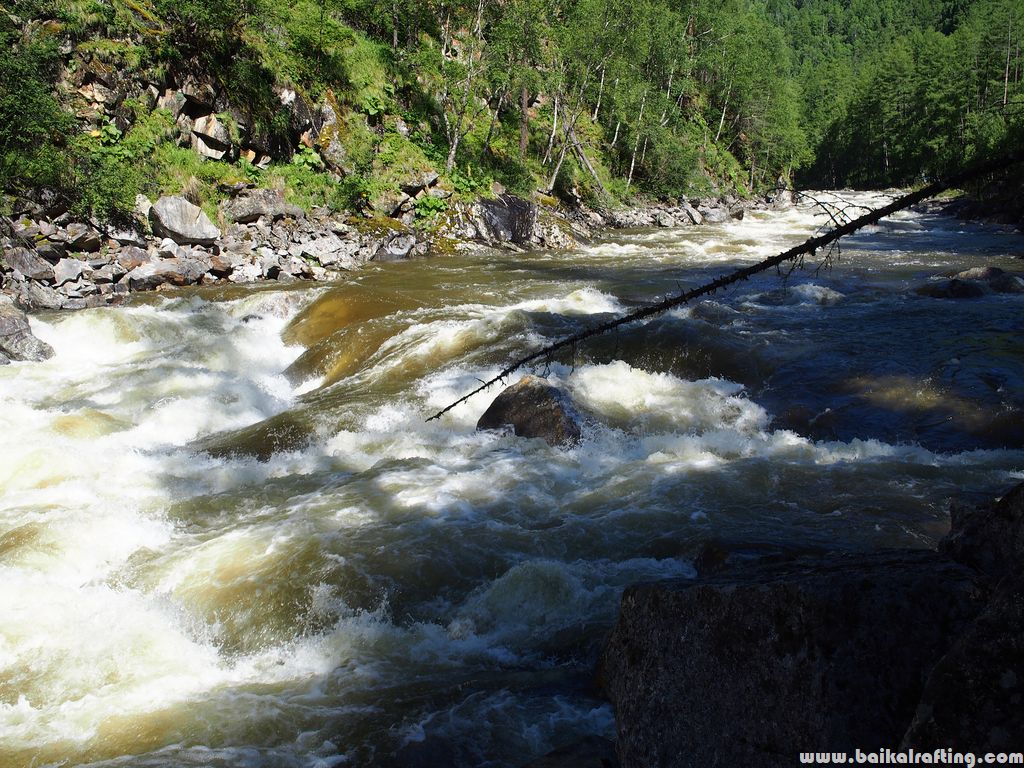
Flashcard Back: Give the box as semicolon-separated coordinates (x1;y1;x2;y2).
1;0;1022;221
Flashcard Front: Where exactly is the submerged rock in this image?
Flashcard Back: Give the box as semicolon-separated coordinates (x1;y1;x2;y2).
477;375;582;447
916;267;1024;298
0;295;55;361
149;195;220;246
600;550;983;767
915;278;988;299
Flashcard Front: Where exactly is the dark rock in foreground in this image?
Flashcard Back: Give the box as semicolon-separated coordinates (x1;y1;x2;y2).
600;482;1024;767
941;481;1024;584
0;295;55;362
477;375;582;447
522;736;619;768
902;575;1024;753
600;551;982;768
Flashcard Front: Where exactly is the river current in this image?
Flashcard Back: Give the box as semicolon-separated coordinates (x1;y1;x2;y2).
2;192;1023;767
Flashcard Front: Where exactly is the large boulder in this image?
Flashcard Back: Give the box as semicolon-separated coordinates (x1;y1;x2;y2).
149;196;221;246
221;189;304;224
941;481;1024;584
473;194;538;245
600;550;983;768
476;375;582;447
0;295;55;361
14;282;65;310
3;247;54;281
125;256;209;290
902;575;1024;753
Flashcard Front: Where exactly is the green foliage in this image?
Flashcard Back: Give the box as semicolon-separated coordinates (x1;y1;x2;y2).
292;145;325;171
13;0;1008;223
414;194;447;219
0;14;74;196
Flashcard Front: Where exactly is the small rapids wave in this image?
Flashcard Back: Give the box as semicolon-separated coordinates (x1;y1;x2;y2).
2;192;1023;767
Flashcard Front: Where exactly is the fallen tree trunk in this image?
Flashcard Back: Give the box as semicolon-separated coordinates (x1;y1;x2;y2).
427;150;1024;422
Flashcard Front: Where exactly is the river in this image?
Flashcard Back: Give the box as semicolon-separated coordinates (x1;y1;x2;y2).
2;192;1023;767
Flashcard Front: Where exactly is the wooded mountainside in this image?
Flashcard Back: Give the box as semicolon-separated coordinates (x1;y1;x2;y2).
1;0;1022;223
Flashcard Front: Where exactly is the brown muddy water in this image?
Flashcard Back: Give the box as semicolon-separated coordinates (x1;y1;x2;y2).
1;192;1023;767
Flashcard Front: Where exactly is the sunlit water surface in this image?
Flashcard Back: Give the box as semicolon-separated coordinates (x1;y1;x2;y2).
2;193;1023;767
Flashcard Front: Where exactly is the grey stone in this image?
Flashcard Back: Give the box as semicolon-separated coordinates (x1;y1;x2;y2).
376;234;417;261
134;194;153;219
91;263;126;284
35;240;66;263
600;550;983;768
289;233;363;269
0;295;55;360
149;196;220;246
990;272;1024;294
477;375;583;447
65;222;101;252
680;201;703;225
228;261;263;283
107;224;147;247
126;257;207;290
400;170;439;195
116;246;151;271
698;205;729;223
53;258;89;286
15;282;64;310
3;247;54;281
222;189;304;224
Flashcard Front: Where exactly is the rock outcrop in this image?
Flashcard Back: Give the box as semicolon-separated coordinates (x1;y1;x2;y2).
600;481;1024;767
477;375;583;447
0;294;54;362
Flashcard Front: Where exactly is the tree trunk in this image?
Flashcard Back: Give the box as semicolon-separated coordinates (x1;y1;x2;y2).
520;85;530;158
714;81;731;143
480;92;506;160
571;127;608;198
446;134;460;172
625;92;647;193
543;92;560;165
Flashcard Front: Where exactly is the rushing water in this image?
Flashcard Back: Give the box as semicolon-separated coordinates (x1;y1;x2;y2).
2;193;1023;767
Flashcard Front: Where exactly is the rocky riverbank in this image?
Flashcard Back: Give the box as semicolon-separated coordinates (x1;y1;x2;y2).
597;483;1024;767
0;182;787;363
